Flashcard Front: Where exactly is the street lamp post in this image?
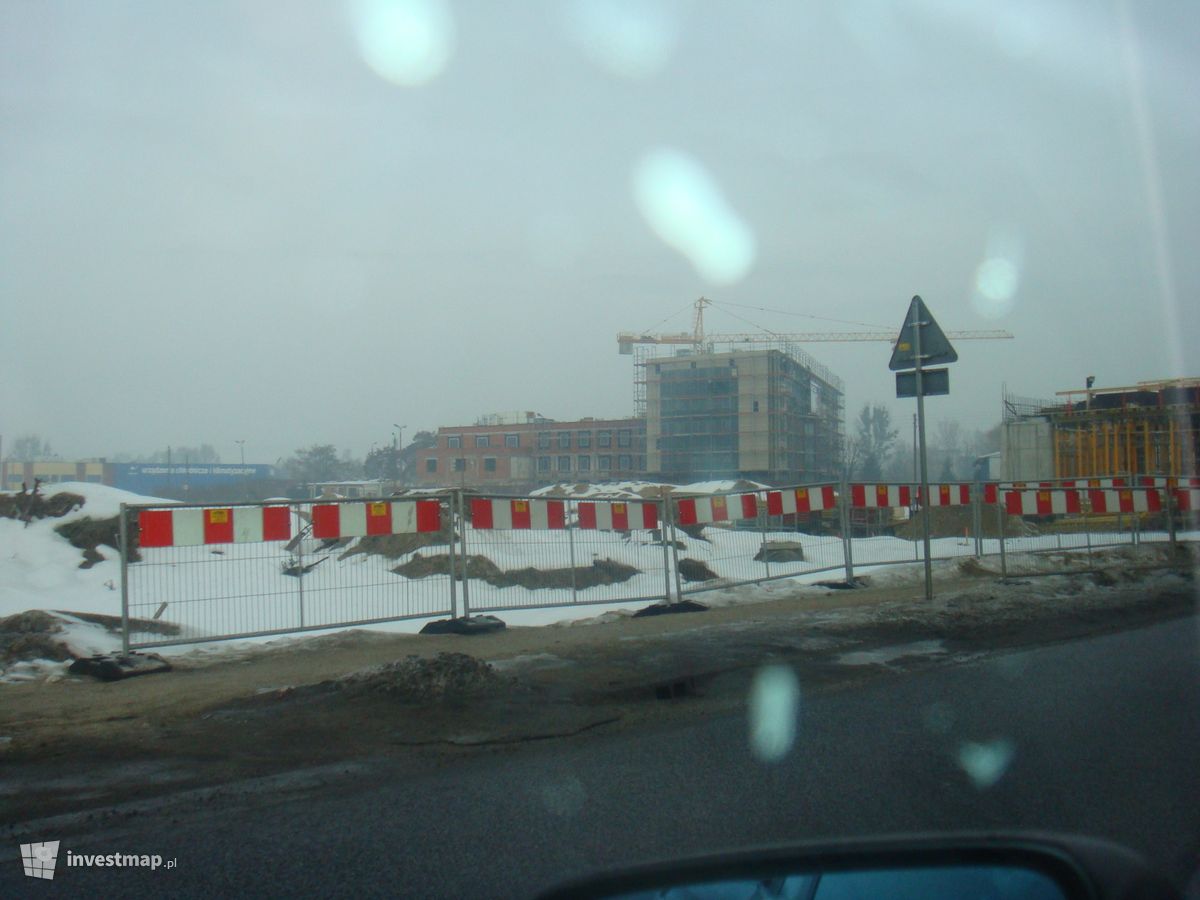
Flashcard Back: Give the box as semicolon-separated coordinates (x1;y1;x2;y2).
235;440;246;499
392;423;405;486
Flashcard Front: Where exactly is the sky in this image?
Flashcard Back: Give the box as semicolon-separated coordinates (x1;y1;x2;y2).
2;0;1196;465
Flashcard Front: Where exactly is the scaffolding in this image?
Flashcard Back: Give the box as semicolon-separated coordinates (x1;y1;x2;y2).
644;348;844;484
1008;379;1199;478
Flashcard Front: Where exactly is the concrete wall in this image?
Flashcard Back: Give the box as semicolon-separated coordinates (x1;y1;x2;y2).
1000;420;1055;481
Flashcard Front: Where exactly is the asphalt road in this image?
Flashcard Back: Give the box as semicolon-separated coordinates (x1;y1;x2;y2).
5;615;1198;898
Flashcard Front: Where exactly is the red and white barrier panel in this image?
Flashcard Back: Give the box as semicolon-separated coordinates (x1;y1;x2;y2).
766;485;836;515
577;501;658;530
850;484;912;508
139;506;291;547
675;493;758;525
918;484;972;506
1004;489;1081;516
312;500;441;538
1171;489;1199;511
1143;476;1200;488
471;498;566;530
1087;489;1161;514
983;483;999;504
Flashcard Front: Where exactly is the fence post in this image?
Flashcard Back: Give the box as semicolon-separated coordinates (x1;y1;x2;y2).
972;481;983;557
659;497;672;604
759;499;771;580
1084;503;1093;566
567;500;578;604
840;476;855;583
296;502;305;629
446;494;458;620
458;490;471;618
998;500;1008;578
667;494;685;603
1166;487;1178;552
119;503;130;656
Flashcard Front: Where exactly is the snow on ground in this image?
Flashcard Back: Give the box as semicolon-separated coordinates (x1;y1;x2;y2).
528;479;772;498
3;481;1194;680
39;482;176;519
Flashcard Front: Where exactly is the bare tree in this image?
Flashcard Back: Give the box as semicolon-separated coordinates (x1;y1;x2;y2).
848;404;899;481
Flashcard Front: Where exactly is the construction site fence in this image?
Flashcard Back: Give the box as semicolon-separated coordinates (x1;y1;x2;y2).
118;479;1198;649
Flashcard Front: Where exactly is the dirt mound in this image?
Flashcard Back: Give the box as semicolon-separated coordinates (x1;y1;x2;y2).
0;610;71;664
678;558;719;582
0;489;85;523
341;652;508;704
894;506;1036;540
55;516;135;567
393;553;640;589
339;525;454;561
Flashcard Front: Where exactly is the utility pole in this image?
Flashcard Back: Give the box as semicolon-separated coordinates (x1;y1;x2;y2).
912;414;917;482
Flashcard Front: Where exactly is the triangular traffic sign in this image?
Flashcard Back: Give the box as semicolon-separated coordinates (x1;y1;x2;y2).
889;295;958;371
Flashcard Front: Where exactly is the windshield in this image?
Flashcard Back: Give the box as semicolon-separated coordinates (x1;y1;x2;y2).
1;2;1197;898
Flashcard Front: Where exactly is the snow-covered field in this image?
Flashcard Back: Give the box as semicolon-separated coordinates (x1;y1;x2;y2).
2;482;1193;680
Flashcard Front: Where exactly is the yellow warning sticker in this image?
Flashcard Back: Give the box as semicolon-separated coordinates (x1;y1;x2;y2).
208;509;229;524
514;500;528;512
369;502;388;516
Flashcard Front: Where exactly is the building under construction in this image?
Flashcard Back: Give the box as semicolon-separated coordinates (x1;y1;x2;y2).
1001;378;1199;480
620;296;1011;485
642;347;844;484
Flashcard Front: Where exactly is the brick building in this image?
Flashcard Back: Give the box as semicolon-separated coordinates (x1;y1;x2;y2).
415;413;646;492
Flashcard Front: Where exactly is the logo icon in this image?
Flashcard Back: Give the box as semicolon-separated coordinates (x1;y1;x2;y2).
20;841;60;880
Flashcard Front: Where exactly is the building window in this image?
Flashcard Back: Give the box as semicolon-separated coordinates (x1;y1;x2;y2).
753;400;759;412
617;429;631;447
505;434;520;448
537;432;551;450
447;435;462;449
557;455;571;471
578;456;591;472
483;457;497;472
577;431;591;448
618;454;632;470
557;432;571;449
598;455;612;470
598;430;612;448
425;458;437;473
453;458;466;472
474;435;490;448
538;456;551;472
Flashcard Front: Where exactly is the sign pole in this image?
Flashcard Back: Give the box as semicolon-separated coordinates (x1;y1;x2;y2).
913;303;934;601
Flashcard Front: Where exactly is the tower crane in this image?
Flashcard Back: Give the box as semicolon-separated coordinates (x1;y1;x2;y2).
618;297;1014;415
618;296;1013;355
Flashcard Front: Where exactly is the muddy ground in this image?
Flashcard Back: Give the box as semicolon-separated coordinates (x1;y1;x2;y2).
1;545;1196;828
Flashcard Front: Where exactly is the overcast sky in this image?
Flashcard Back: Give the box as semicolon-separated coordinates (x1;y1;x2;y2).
2;0;1196;465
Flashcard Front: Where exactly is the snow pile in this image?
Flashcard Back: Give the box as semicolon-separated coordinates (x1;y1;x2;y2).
529;478;772;499
530;481;667;499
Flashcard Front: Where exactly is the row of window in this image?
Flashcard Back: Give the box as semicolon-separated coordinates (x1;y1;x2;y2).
424;455;638;474
534;429;633;449
445;434;523;449
536;455;635;473
443;430;636;450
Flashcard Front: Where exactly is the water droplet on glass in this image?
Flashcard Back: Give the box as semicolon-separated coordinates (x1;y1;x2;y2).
958;738;1015;789
349;0;455;87
633;148;757;285
748;664;801;763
